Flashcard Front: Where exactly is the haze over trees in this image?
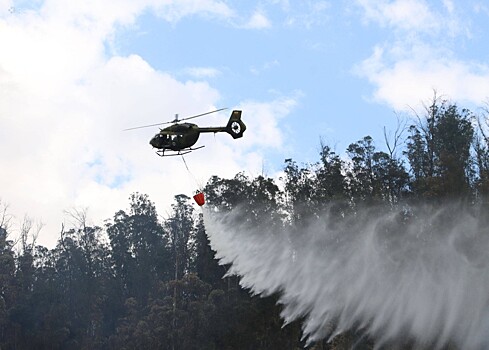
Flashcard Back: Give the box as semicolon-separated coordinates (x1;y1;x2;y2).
1;97;489;349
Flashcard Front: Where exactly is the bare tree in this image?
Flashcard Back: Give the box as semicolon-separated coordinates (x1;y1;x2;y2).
64;207;89;231
0;199;13;238
383;113;408;158
19;215;43;254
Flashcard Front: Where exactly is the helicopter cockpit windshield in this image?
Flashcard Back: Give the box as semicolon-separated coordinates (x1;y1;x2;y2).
150;134;170;148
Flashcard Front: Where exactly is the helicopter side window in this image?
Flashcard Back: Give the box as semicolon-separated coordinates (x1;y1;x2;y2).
158;134;170;146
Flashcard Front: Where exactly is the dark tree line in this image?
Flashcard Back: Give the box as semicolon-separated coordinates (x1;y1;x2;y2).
1;98;489;349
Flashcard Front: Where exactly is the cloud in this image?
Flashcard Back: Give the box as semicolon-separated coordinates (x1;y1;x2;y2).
356;0;466;37
355;43;489;110
284;1;331;28
183;67;221;78
152;0;234;23
443;0;455;13
0;1;294;247
357;0;437;32
242;10;271;29
234;96;298;150
0;0;13;15
474;2;489;16
353;0;485;111
249;59;280;76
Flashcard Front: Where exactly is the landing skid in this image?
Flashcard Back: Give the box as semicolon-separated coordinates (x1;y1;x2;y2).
156;145;205;157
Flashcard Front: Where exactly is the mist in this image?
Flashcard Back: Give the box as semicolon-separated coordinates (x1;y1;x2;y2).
203;203;489;349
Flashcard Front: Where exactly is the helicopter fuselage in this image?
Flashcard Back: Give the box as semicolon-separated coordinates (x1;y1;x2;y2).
150;123;201;151
147;110;245;156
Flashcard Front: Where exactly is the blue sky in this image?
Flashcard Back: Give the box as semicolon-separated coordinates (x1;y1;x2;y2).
116;2;384;161
2;0;489;246
112;0;489;162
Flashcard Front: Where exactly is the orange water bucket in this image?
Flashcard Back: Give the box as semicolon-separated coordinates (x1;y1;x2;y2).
193;192;205;206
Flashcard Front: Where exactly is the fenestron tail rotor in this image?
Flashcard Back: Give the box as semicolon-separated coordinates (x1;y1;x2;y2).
123;108;228;131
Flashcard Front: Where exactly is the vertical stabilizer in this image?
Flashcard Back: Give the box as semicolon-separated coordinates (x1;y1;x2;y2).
226;110;246;139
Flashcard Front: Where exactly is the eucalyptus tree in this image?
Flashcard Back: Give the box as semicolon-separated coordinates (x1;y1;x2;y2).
346;136;408;206
107;193;170;303
406;100;474;199
282;159;316;223
0;204;15;349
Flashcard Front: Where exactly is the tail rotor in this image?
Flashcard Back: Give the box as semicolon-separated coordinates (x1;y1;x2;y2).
226;110;246;139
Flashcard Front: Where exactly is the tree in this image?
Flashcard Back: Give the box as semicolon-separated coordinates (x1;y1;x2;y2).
192;213;225;287
346;136;377;203
315;144;346;202
205;172;284;226
107;193;170;303
372;151;410;204
283;159;316;223
345;136;408;205
0;202;15;348
204;173;251;212
165;194;195;282
406;99;474;199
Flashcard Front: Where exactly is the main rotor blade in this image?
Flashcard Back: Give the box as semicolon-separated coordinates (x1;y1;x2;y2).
123;121;169;131
122;107;228;131
178;107;228;122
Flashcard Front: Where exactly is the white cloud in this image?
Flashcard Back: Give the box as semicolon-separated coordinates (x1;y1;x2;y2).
474;2;489;16
353;0;484;111
356;44;489;110
357;0;437;32
268;0;290;11
153;0;234;23
183;67;221;78
234;97;297;150
0;1;293;247
249;59;280;76
443;0;455;13
0;0;13;15
356;0;466;37
284;1;331;28
243;10;271;29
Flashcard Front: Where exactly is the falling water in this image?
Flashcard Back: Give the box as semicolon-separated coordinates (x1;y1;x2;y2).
203;203;489;349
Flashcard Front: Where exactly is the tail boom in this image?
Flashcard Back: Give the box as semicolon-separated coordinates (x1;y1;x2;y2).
198;110;246;139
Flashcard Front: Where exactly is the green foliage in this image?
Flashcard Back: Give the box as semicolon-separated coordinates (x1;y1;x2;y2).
107;193;171;303
205;172;285;227
193;213;226;287
347;136;409;205
165;194;195;281
406;100;474;199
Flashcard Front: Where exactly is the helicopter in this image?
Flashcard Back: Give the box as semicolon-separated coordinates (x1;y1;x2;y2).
124;108;246;156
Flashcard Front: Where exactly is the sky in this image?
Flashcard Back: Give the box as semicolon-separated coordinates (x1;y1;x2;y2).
2;0;489;247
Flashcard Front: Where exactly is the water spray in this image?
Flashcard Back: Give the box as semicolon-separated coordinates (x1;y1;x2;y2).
203;203;489;349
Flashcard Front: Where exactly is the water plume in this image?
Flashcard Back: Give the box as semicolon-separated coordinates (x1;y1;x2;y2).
203;203;489;349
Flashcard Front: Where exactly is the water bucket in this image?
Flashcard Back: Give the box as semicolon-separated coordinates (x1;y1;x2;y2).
193;192;205;206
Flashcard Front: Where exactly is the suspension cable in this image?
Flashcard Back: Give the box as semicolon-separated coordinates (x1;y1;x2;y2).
181;155;203;191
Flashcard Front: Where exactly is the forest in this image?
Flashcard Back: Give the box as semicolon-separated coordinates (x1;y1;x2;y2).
2;98;489;349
